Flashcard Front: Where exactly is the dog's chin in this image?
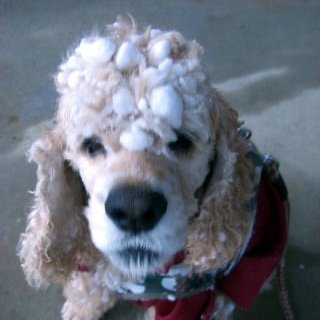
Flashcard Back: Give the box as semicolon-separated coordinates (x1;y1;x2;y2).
108;246;164;279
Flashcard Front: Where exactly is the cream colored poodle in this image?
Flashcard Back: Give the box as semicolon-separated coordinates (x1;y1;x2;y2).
19;17;287;320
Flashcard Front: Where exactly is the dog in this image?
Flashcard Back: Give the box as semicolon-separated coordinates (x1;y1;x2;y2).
18;17;288;320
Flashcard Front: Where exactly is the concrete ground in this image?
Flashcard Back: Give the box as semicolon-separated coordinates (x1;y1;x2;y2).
1;0;319;319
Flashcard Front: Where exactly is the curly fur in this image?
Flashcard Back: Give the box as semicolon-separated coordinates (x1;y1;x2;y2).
18;131;101;287
18;17;253;320
186;93;253;270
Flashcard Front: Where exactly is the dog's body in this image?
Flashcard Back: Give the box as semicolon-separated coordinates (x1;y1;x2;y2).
18;17;288;320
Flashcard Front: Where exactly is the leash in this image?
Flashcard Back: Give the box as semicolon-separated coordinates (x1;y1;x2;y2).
277;258;296;320
262;154;297;320
277;201;296;320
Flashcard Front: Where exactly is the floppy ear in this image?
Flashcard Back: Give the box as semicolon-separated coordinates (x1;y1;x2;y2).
18;129;99;288
186;90;253;271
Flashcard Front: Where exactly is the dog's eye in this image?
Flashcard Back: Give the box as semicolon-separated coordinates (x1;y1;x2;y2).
168;132;193;154
82;136;105;157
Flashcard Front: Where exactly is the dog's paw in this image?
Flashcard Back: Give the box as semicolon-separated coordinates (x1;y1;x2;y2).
144;306;156;320
213;294;235;320
61;301;101;320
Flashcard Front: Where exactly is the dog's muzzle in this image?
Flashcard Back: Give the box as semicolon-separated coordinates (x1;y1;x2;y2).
105;184;168;234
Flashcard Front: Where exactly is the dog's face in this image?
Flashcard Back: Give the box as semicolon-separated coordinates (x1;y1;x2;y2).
64;117;213;277
54;21;216;277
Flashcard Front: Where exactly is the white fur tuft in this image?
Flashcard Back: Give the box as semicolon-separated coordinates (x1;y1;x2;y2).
112;86;135;116
115;41;142;70
150;85;183;128
148;39;171;65
78;38;116;64
67;71;82;89
120;125;154;151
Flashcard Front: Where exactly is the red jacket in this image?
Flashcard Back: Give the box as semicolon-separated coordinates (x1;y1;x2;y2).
138;173;288;320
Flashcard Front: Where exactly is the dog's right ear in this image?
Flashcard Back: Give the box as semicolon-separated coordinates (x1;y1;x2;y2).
18;129;99;288
186;90;254;272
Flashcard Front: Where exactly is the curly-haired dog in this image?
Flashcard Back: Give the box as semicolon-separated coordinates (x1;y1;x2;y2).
18;17;288;320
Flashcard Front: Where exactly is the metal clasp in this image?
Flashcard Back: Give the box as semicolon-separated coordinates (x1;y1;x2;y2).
237;127;252;140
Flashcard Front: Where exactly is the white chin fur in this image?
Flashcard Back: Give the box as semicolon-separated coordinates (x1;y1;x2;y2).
107;250;163;279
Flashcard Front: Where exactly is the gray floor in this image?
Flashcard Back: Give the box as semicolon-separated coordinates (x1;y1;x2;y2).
1;0;319;319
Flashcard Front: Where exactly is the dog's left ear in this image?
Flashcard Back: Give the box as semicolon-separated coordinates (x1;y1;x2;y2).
18;129;99;288
186;90;253;271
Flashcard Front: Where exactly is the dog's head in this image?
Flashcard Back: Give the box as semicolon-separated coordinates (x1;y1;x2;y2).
19;17;252;286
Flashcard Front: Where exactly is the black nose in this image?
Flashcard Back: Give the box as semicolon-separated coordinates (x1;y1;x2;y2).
105;184;168;234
